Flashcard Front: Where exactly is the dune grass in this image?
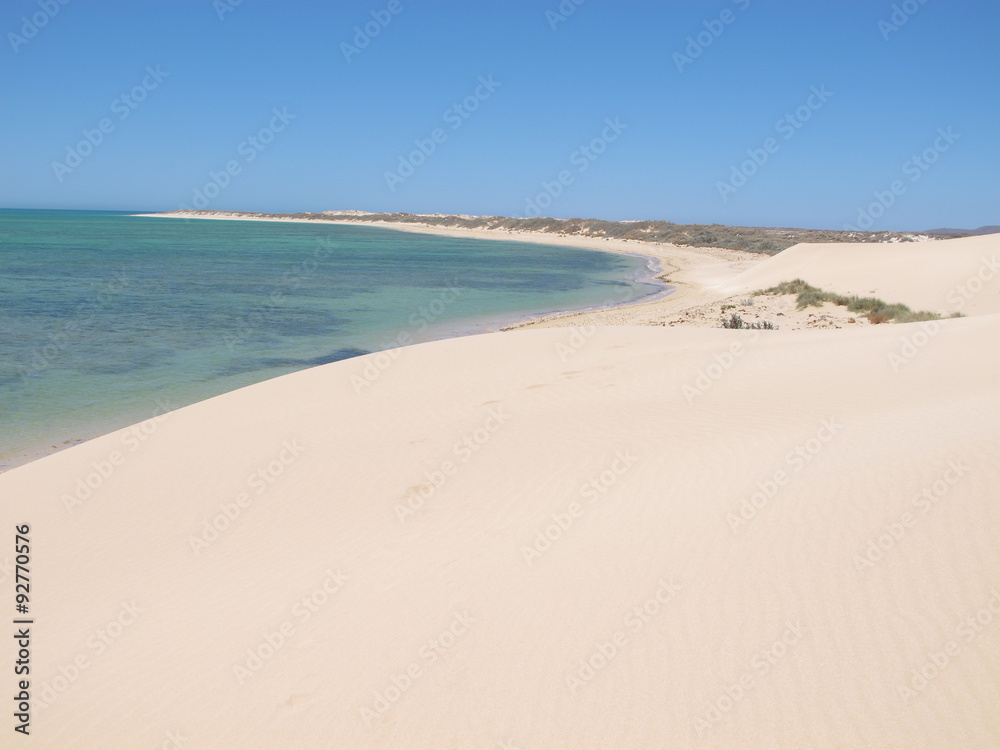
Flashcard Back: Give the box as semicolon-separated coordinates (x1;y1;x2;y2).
754;279;961;324
721;313;777;330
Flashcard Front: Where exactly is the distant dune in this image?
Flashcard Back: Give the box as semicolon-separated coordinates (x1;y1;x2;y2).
718;233;1000;316
926;226;1000;237
140;208;941;254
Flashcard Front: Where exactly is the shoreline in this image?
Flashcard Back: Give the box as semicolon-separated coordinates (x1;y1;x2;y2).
134;211;767;328
136;210;938;331
12;213;985;473
2;213;705;472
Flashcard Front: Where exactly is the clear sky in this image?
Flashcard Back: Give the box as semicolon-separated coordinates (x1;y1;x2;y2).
2;0;997;230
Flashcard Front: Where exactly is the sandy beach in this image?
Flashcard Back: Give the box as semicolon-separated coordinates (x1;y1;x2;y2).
133;211;796;328
3;220;999;747
139;210;995;329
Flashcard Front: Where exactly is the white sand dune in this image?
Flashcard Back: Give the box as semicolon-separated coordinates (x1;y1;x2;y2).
2;233;999;748
717;234;1000;316
2;321;998;748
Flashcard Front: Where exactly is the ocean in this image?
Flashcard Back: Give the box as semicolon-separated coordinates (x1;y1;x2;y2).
0;209;663;468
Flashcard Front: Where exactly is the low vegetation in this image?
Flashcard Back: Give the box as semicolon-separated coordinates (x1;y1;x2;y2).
166;210;944;255
754;279;960;324
721;313;777;330
320;214;938;255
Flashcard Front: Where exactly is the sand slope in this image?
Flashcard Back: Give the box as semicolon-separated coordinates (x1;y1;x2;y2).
717;234;1000;316
2;313;999;748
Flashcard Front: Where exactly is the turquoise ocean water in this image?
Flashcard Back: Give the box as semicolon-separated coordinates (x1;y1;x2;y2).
0;209;663;468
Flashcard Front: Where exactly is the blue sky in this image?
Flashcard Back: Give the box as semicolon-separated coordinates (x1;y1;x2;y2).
2;0;997;230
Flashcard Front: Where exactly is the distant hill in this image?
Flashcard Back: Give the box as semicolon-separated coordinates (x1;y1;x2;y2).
925;226;1000;237
155;209;943;255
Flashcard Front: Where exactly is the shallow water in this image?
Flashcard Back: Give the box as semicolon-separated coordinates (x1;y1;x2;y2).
0;209;661;467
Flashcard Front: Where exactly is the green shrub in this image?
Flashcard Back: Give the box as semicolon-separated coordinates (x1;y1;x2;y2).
796;290;830;309
757;280;943;323
895;309;941;323
844;296;887;313
721;313;777;330
756;279;820;296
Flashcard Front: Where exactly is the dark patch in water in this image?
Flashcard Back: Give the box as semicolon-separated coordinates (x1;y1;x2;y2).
213;347;369;378
291;348;370;366
80;349;173;374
